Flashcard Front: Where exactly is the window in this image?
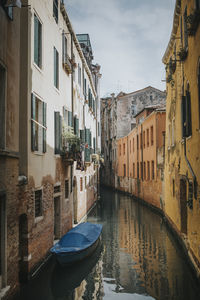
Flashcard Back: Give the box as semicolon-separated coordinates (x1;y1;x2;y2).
172;118;175;146
0;64;6;150
35;189;42;218
137;135;139;150
62;33;67;63
53;0;58;23
168;123;171;147
143;131;145;148
65;179;69;198
130;140;131;153
140;133;142;149
85;176;87;187
54;47;59;89
31;94;47;153
140;162;143;180
119;144;121;156
196;0;200;10
147;161;150;180
133;163;135;178
181;86;192;138
151;161;154;180
137;162;139;178
144;162;146;180
98;122;100;136
78;64;81;86
183;7;188;49
54;185;61;193
172;179;175;197
80;177;83;191
123;143;125;155
54;111;62;154
123;164;126;177
133;138;134;152
34;14;42;68
150;126;153;146
147;129;149;147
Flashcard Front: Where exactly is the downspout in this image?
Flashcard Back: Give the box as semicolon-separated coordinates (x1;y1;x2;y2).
71;33;74;121
127;135;129;179
184;137;197;199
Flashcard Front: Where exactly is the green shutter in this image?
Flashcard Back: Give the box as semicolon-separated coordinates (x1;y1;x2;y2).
54;111;60;154
31;94;36;151
34;15;38;65
59;114;62;152
85;128;91;161
80;129;85;143
68;111;72;127
76;118;79;136
42;102;47;153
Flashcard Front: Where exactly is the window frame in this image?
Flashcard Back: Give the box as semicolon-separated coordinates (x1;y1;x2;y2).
54;47;59;89
53;0;58;23
34;13;42;69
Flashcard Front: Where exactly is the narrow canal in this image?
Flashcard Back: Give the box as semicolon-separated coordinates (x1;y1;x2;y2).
18;188;200;300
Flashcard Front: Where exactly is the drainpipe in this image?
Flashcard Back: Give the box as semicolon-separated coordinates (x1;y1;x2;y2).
71;33;74;120
127;135;129;179
183;137;197;199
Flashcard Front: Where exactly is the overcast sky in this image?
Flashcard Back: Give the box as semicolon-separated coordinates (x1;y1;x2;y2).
65;0;175;97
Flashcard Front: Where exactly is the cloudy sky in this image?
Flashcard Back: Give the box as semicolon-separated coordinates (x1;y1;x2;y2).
65;0;175;97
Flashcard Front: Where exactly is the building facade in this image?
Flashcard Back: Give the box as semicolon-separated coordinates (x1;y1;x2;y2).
117;106;166;209
0;2;21;299
101;87;166;188
0;0;101;298
162;0;200;278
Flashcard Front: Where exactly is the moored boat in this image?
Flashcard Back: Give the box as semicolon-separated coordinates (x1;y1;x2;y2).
50;222;103;266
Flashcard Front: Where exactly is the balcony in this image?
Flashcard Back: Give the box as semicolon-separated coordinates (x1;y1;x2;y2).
61;125;81;165
63;54;72;75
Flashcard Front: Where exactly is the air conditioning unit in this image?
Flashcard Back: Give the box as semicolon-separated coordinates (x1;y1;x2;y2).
4;0;21;8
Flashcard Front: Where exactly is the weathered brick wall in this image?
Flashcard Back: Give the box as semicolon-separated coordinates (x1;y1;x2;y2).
0;156;20;300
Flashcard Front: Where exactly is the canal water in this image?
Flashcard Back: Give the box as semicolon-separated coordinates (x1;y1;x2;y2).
18;188;200;300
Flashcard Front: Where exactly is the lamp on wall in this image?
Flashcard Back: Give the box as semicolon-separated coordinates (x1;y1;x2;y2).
4;0;22;8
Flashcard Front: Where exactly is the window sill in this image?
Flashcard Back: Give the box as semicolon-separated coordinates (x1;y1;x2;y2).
54;86;60;94
35;216;44;224
33;151;44;156
33;62;43;74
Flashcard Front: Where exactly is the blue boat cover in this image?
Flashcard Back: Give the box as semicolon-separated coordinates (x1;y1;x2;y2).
51;222;102;254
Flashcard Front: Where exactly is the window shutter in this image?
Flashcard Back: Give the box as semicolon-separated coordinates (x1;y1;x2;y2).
181;95;186;138
186;90;192;137
62;32;65;64
31;94;36;151
68;111;72;127
93;137;96;153
42;102;47;153
34;16;38;65
59;114;62;152
76;118;79;136
85;128;90;161
54;111;60;154
80;129;85;143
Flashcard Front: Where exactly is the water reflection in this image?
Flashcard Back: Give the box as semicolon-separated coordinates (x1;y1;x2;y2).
19;188;200;300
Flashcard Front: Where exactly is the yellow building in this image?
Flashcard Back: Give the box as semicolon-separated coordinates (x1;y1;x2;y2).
163;0;200;278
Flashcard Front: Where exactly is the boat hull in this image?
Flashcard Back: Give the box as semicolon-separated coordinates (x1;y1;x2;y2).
56;236;101;266
50;222;103;266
